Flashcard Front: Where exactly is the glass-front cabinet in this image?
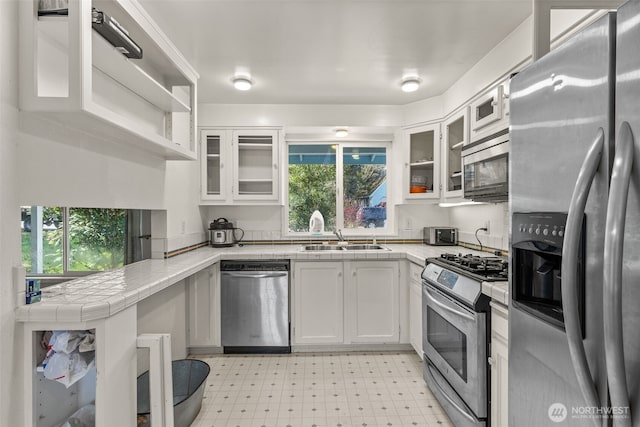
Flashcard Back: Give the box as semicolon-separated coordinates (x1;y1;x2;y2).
443;108;469;200
233;130;279;201
200;130;229;202
404;124;441;200
200;128;280;204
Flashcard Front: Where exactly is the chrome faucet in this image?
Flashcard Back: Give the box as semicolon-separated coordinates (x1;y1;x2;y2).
334;229;345;241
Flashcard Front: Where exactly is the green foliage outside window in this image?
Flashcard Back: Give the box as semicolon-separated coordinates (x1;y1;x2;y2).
69;208;126;271
288;164;337;232
21;207;126;274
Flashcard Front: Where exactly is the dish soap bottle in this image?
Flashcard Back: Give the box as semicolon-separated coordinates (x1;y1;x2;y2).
309;210;325;235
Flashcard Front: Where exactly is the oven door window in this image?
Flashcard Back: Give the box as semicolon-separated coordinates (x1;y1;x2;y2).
464;153;508;198
427;306;467;381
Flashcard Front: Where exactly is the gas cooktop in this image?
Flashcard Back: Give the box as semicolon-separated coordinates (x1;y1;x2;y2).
429;252;508;282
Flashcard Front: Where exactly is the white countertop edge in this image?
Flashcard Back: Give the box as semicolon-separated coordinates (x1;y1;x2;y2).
16;244;495;323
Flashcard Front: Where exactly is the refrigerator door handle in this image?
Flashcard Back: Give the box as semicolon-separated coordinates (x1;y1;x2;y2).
604;121;634;427
562;127;604;420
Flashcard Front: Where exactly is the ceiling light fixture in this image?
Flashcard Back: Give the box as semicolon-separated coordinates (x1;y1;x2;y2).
232;76;252;91
335;128;349;137
401;77;421;93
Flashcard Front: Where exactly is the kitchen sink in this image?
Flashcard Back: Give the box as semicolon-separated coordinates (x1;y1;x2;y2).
342;244;388;250
302;244;342;251
301;244;388;251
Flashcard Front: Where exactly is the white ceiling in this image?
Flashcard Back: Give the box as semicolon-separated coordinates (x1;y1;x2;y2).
139;0;532;105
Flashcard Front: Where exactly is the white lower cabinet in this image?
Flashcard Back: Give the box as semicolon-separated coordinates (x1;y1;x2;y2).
345;261;400;344
187;264;220;348
292;260;400;345
489;301;509;427
293;262;344;344
408;262;423;358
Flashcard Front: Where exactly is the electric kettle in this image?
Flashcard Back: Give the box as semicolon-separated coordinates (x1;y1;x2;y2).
209;218;245;248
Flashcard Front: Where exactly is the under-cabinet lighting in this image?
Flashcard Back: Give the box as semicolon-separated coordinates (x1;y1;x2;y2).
438;201;485;208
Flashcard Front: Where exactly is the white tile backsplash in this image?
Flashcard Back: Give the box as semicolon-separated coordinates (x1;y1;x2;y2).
202;204;458;240
449;203;508;250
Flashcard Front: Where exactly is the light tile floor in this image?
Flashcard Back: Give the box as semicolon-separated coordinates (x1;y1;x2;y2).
190;351;453;427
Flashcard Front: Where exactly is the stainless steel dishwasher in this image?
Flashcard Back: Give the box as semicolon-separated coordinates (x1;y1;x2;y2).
220;260;290;353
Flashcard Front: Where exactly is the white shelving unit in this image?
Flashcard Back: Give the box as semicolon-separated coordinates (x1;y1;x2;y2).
19;0;199;160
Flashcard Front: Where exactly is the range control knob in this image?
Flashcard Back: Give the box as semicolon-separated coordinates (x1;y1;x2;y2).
535;228;541;235
543;229;549;236
552;230;557;236
529;227;534;234
559;229;564;237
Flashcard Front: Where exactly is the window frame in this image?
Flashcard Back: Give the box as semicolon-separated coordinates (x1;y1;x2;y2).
284;139;394;237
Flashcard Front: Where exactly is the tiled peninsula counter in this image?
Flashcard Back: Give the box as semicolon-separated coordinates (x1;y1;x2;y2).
16;243;501;427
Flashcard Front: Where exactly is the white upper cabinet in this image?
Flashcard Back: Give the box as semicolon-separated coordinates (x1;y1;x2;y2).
200;128;281;204
19;0;199;160
403;123;441;201
232;130;280;202
442;107;469;201
200;129;230;202
469;82;510;141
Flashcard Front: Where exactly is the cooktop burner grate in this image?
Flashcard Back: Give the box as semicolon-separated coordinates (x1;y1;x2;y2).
436;253;508;280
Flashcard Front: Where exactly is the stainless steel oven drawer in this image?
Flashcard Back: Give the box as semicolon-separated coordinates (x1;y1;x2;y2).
424;359;486;427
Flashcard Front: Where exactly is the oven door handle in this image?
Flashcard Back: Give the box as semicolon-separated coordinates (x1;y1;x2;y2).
425;363;476;423
562;127;603;419
424;287;475;322
604;121;634;427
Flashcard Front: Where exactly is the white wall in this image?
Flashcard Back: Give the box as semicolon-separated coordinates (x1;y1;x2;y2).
164;161;207;251
1;1;22;425
17;115;167;209
449;203;510;251
198;104;403;127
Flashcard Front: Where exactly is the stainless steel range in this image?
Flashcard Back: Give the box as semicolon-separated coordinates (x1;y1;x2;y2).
421;253;507;427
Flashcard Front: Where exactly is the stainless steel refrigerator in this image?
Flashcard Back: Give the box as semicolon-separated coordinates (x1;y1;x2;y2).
510;3;640;425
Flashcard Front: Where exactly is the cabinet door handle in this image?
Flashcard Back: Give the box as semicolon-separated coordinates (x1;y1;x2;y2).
220;162;224;169
338;272;342;277
488;356;495;367
273;163;278;170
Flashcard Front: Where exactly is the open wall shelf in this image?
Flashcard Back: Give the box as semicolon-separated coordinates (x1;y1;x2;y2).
20;0;199;161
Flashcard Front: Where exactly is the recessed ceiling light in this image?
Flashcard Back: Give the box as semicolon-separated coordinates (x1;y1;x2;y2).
401;77;421;93
335;128;349;137
233;76;252;91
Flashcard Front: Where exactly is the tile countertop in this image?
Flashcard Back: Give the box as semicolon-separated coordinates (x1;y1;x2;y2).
482;281;509;306
15;243;499;323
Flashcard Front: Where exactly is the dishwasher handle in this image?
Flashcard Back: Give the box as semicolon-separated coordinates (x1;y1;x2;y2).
221;272;288;279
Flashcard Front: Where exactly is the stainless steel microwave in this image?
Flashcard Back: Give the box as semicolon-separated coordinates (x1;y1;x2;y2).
423;227;458;246
462;128;509;202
